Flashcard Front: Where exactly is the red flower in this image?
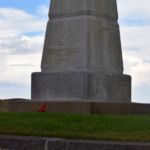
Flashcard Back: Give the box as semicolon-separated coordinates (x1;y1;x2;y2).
38;102;48;112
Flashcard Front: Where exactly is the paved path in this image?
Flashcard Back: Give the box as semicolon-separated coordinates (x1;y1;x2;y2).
0;135;150;150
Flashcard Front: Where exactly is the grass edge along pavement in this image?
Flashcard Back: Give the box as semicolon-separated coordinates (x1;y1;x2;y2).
0;112;150;142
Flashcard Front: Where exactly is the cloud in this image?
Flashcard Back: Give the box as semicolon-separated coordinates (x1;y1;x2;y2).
0;54;41;86
119;20;150;89
117;0;150;103
0;8;47;37
0;7;47;54
118;0;150;25
0;6;48;99
0;34;44;55
124;55;150;88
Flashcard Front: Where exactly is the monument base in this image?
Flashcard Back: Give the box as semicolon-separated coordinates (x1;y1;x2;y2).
31;72;131;102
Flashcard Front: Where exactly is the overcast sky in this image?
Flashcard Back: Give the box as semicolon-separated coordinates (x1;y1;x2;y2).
0;0;150;103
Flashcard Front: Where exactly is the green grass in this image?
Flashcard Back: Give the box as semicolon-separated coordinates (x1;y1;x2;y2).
0;112;150;142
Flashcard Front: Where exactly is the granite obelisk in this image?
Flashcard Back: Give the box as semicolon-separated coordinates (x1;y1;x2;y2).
32;0;131;102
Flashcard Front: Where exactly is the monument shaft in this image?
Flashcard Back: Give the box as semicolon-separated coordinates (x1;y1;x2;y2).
42;0;123;74
32;0;131;102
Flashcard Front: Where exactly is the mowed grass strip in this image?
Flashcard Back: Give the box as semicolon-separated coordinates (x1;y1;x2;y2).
0;112;150;142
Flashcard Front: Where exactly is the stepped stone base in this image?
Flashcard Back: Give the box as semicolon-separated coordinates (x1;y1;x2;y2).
1;100;150;114
31;72;131;102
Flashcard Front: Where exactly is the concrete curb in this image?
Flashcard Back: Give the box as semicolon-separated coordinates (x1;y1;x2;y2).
0;135;150;150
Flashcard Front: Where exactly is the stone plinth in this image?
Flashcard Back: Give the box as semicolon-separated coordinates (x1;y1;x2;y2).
32;72;131;102
31;0;131;102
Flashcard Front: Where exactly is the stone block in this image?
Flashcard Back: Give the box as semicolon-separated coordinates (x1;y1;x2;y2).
42;15;123;74
41;16;88;72
49;0;118;19
1;100;150;115
45;101;91;114
0;101;8;112
32;72;131;102
32;72;90;100
90;73;131;102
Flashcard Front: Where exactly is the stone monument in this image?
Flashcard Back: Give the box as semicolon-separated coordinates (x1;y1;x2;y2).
32;0;131;102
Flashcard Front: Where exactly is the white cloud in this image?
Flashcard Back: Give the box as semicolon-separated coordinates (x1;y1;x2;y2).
0;54;41;86
117;0;150;103
124;55;150;87
0;34;44;55
119;14;150;90
118;0;150;21
0;7;47;55
0;6;47;99
0;8;46;37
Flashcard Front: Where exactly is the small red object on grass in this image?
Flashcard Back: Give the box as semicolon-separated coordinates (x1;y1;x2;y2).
38;102;48;112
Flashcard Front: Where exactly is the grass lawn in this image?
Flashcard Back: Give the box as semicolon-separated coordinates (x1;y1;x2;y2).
0;112;150;142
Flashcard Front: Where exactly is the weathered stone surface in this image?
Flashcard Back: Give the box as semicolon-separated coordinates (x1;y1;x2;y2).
31;0;131;102
49;0;118;19
32;72;131;101
1;100;150;114
42;0;123;74
0;101;8;112
41;17;88;73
